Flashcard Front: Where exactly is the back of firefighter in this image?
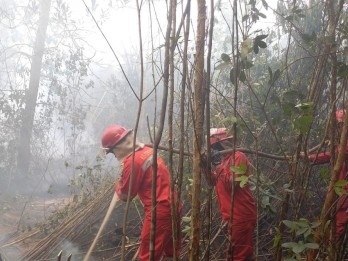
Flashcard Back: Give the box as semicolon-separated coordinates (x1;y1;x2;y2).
210;128;257;261
101;125;181;261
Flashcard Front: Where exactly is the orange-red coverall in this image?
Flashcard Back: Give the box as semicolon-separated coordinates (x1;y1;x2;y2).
212;151;257;261
309;144;348;239
115;146;181;261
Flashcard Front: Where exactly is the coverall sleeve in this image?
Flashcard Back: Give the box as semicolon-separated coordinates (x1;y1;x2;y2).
308;151;331;165
115;160;144;202
309;143;348;165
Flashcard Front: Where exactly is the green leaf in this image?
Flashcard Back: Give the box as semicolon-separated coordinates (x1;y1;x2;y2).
283;103;294;117
283;220;297;230
334;180;348;195
182;216;191;223
295;227;308;236
272;227;281;248
242;15;249;22
282;242;298;249
230;162;247;174
261;0;268;9
320;167;329;182
255;34;268;41
182;225;191;234
334;180;348;187
273;235;281;248
236;175;249;188
304;228;312;238
292;243;306;253
304;243;319;249
293;115;313;134
258;41;267;48
295;102;313;110
297;218;309;227
258;12;267;18
221;53;231;63
311;221;321;229
253;44;259;54
324;220;331;232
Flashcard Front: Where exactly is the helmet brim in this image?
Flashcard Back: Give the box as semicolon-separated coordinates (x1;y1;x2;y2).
102;129;133;155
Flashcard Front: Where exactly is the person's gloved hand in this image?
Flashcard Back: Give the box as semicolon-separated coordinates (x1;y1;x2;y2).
211;149;222;166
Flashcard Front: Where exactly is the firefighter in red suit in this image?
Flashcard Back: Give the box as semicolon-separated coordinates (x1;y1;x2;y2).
210;128;257;261
306;110;348;242
101;125;181;261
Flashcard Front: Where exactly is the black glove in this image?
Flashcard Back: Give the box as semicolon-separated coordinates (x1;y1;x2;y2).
211;149;222;166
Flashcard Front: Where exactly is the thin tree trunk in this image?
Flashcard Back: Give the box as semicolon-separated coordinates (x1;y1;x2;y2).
307;0;343;259
202;0;214;259
176;2;191;259
16;0;51;178
307;103;348;261
120;0;145;260
149;0;173;259
168;0;178;259
189;0;206;260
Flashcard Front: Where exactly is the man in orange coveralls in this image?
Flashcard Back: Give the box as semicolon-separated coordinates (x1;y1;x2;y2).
101;124;181;261
306;110;348;243
210;128;257;261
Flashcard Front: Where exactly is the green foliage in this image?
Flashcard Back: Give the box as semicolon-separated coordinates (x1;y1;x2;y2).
292;114;313;135
249;172;282;214
320;167;329;184
281;218;320;260
236;175;249;188
230;162;249;187
67;158;109;200
230;162;247;174
221;53;231;63
334;180;348;196
182;216;191;236
268;67;281;87
253;34;268;54
282;101;314;135
273;227;282;248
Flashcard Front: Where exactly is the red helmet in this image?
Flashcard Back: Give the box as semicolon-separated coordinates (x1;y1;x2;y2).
210;128;233;144
101;125;132;152
336;109;345;123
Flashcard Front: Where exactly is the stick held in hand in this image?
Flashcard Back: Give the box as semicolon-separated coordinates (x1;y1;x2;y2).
83;192;119;261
